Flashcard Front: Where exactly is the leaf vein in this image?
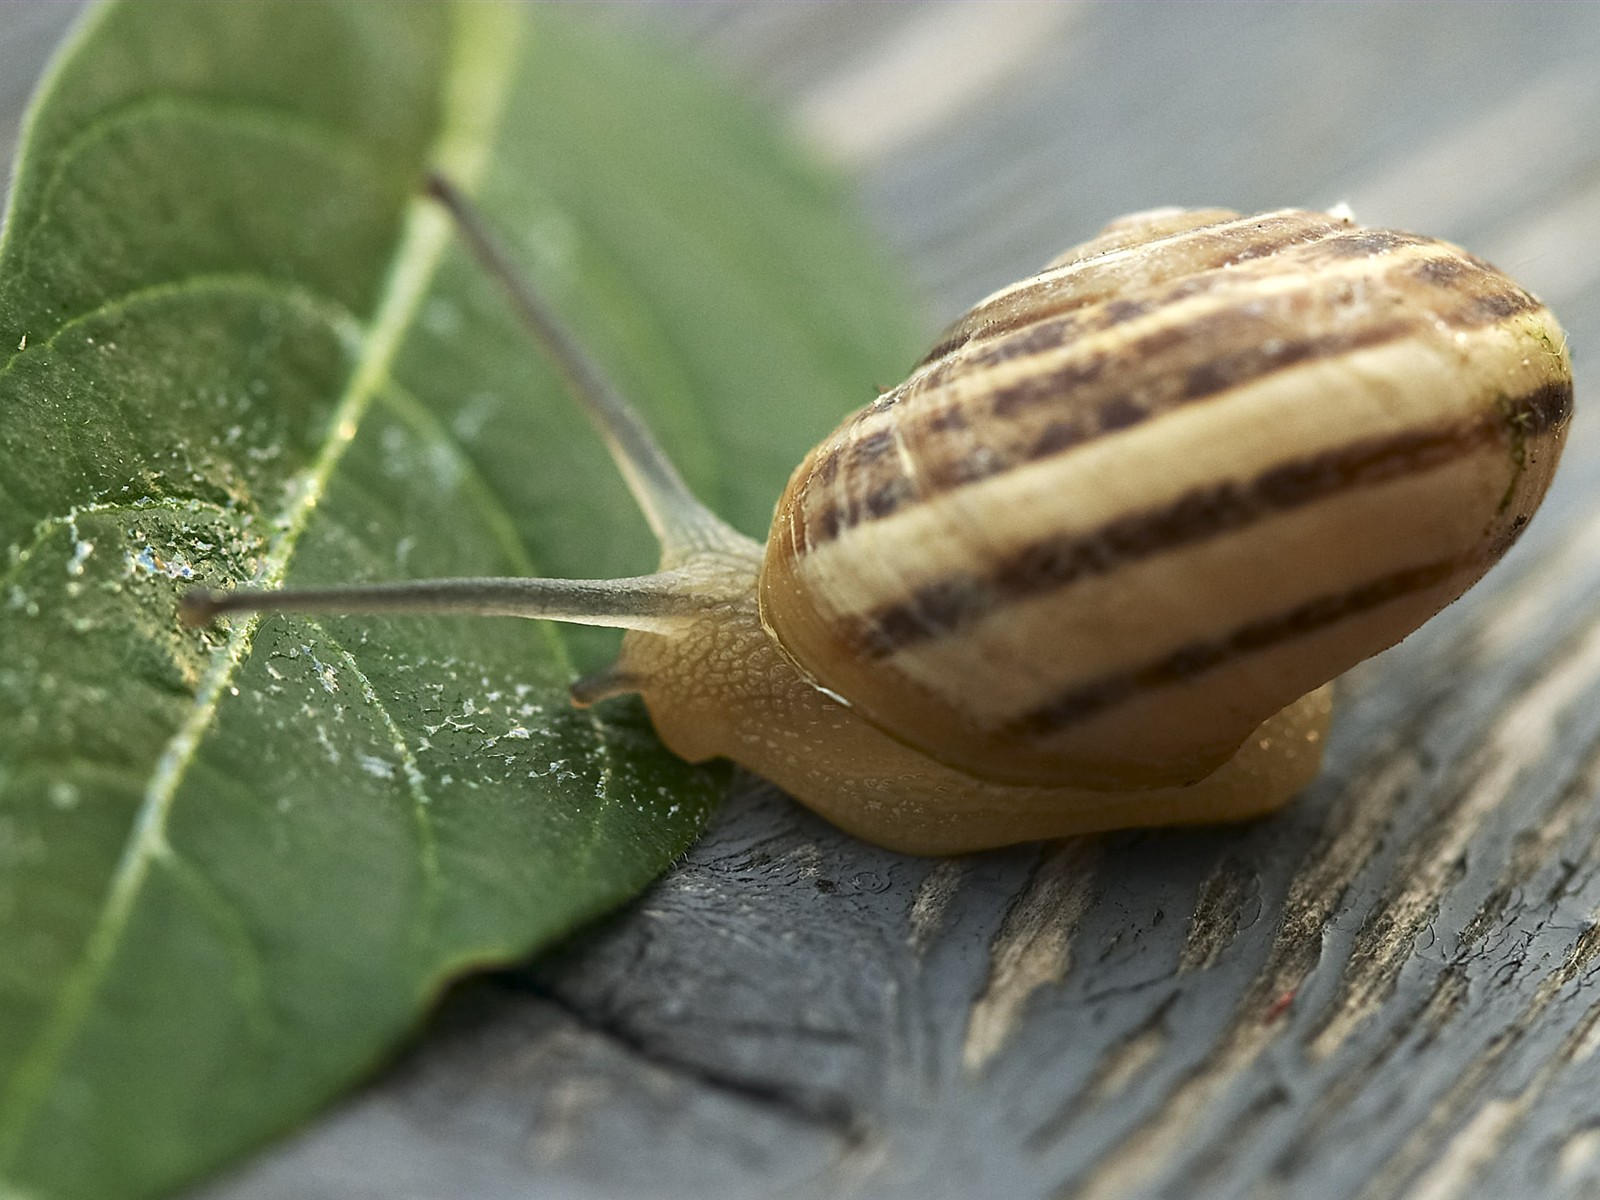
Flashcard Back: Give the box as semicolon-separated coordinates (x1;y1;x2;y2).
376;381;540;578
1;93;386;372
310;623;444;960
0;270;363;390
152;845;276;1043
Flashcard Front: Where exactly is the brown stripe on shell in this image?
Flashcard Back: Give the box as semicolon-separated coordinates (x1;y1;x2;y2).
916;209;1348;366
920;222;1433;373
802;250;1544;549
1003;557;1466;738
837;376;1570;660
908;230;1442;408
985;271;1535;421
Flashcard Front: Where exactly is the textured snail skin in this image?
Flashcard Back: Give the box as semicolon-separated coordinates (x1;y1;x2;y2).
759;208;1572;801
613;540;1333;855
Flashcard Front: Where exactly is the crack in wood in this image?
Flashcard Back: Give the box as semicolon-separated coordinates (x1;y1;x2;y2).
514;979;871;1146
1026;994;1177;1153
1179;856;1257;973
1357;922;1600;1200
1459;726;1600;951
1261;967;1470;1186
907;858;972;958
1185;1081;1293;1192
1052;730;1429;1200
962;841;1102;1074
1308;618;1600;1061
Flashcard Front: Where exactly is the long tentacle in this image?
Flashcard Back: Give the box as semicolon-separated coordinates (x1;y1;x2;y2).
424;172;733;560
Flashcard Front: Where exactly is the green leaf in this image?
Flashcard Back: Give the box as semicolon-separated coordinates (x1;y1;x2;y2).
0;4;923;1198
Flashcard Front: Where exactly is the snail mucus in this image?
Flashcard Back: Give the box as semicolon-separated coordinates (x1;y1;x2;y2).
183;182;1573;855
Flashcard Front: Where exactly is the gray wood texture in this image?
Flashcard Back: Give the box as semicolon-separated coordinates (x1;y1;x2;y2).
10;3;1600;1198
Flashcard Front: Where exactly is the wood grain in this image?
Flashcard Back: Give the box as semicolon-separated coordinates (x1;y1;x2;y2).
9;3;1600;1198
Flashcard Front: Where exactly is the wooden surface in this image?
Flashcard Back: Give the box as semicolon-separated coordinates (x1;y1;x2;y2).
10;4;1600;1198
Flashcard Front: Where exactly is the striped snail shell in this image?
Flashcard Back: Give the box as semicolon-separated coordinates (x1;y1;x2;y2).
186;193;1573;855
761;206;1573;795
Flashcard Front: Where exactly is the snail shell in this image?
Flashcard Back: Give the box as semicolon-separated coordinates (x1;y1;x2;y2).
188;197;1572;855
760;207;1571;794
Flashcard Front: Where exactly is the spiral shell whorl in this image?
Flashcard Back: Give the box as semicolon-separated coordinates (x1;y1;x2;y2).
759;208;1572;791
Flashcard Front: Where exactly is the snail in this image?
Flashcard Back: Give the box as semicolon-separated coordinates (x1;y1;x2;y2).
183;180;1573;855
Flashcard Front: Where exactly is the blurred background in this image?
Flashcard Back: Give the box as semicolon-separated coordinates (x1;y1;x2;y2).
651;4;1600;335
11;2;1593;445
14;4;1598;327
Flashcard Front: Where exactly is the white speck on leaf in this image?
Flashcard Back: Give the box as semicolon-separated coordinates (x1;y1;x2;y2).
427;442;463;490
358;755;394;780
451;392;498;441
246;442;283;463
315;726;342;766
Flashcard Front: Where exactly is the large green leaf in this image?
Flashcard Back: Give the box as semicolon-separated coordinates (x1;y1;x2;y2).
0;4;923;1198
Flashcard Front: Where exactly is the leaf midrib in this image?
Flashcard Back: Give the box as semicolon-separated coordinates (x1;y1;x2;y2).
0;2;522;1168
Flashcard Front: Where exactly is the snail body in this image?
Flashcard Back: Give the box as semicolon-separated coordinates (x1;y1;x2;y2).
185;188;1572;855
595;537;1335;854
